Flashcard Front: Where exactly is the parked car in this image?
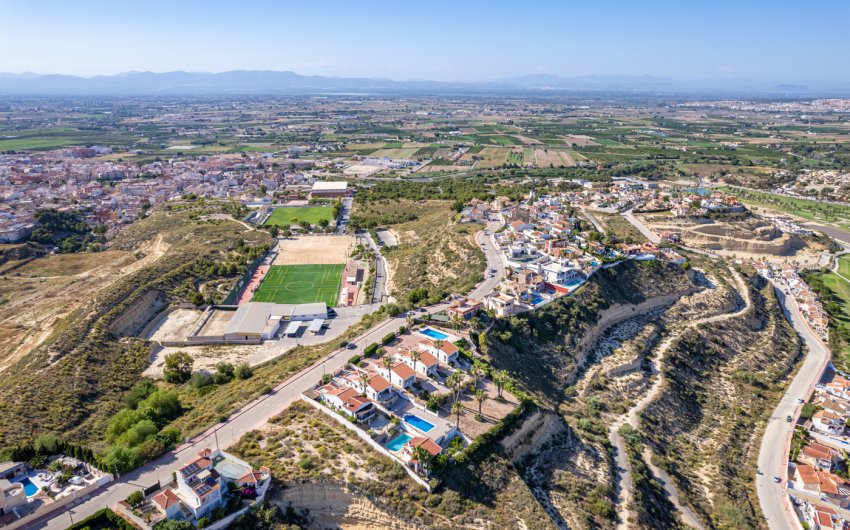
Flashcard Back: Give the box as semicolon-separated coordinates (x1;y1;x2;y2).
773;475;781;483
786;415;793;422
346;343;357;349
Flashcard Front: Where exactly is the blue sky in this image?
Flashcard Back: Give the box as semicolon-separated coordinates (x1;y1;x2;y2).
1;0;848;83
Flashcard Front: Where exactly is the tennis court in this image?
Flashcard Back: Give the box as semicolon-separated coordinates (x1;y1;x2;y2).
251;264;344;306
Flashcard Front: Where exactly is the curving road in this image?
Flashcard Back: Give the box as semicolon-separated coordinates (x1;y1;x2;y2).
756;283;830;530
32;221;507;529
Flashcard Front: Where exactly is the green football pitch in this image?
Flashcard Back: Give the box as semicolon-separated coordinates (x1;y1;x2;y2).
251;264;343;306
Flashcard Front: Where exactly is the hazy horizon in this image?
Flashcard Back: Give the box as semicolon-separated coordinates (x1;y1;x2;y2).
1;0;849;85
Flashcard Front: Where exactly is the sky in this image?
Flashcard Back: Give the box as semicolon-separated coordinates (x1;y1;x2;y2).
1;0;848;84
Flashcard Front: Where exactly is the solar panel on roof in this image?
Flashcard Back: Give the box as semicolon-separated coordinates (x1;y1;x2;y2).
195;483;212;496
180;462;201;476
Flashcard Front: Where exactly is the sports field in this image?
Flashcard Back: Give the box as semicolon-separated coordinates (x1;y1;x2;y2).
251;264;343;306
265;206;333;227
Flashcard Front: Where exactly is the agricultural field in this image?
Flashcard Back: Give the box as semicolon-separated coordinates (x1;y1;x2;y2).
264;206;334;227
251;264;343;306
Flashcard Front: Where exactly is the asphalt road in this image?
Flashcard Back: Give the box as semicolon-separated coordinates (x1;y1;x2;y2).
621;209;661;244
756;284;830;530
34;222;505;529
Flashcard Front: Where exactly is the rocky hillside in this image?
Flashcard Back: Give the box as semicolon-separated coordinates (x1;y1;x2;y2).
639;273;800;529
0;203;272;449
485;260;697;404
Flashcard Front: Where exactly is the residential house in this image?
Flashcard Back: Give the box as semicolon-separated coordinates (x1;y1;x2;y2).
799;442;841;472
175;450;224;519
396;348;439;378
418;339;459;366
318;384;376;422
794;464;850;507
812;409;845;435
484;293;517;317
387;361;416;390
447;297;482;321
540;260;580;285
152;489;187;520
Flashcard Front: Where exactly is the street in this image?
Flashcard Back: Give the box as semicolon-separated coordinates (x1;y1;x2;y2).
32;220;505;529
756;284;830;530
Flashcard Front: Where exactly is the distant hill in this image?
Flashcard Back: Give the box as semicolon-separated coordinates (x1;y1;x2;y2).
0;70;845;96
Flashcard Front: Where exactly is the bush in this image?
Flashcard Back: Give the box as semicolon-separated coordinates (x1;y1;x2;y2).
363;343;379;357
382;332;396;345
126;490;145;506
197;516;211;529
214;362;235;384
163;351;193;384
348;354;362;365
190;372;213;389
235;363;253;379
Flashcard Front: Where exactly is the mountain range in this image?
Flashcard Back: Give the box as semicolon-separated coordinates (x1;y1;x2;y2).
0;70;845;97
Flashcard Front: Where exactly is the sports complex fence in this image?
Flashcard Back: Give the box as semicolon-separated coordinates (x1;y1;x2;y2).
222;249;278;305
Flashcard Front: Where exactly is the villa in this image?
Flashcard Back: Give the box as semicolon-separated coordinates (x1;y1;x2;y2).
149;449;270;525
418;339;459;366
387;362;416;389
318;384;376;422
396;348;439;377
446;296;482;321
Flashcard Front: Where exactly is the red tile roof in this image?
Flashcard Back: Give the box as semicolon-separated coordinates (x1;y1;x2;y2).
392;362;415;379
407;436;442;456
152;488;181;510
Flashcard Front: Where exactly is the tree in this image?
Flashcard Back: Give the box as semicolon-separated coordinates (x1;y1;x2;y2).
235;363;253;379
475;389;487;417
163;352;193;384
259;184;267;196
127;490;145;506
268;225;280;238
34;434;61;455
410;445;431;476
381;356;394;374
451;400;464;429
318;218;330;230
450;313;462;331
446;371;465;403
359;372;370;394
410;350;421;374
493;369;508;399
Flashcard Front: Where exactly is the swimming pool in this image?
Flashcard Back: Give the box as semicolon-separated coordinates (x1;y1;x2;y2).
17;477;37;497
403;413;435;433
385;433;412;451
419;327;448;341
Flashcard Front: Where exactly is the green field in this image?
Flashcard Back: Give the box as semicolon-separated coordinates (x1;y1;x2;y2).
718;186;850;229
252;264;343;306
265;206;333;227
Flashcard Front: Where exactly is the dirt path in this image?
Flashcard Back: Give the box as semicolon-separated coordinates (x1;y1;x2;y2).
609;269;751;530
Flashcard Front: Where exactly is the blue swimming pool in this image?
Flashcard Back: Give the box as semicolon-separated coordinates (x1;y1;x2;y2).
403;413;435;433
17;477;37;497
386;433;412;451
419;327;449;341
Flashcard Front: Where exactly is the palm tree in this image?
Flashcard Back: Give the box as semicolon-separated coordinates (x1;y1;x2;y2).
470;364;484;388
410;350;421;373
381;356;394;375
410;445;431;476
446;371;464;403
475;389;487;417
451;400;464;429
450;313;462;331
493;370;508;399
405;312;414;329
433;339;444;351
359;372;370;395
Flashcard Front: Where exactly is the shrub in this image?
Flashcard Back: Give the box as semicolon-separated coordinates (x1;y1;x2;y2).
363;343;379;357
235;363;253;380
348;355;362;365
382;332;396;345
163;352;193;384
197;516;211;529
126;490;145;506
190;372;213;389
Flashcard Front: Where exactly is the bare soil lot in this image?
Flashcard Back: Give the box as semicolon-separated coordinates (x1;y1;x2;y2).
274;235;354;265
